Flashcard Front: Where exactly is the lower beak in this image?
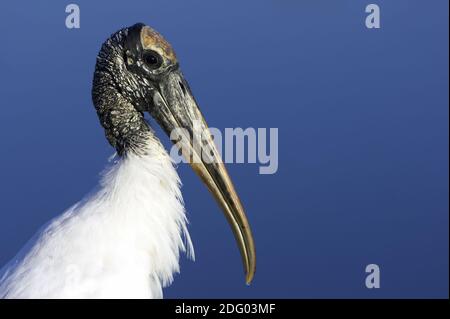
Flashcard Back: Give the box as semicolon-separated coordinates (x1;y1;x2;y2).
150;69;256;284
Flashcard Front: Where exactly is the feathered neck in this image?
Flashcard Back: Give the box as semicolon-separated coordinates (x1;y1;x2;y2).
96;135;194;287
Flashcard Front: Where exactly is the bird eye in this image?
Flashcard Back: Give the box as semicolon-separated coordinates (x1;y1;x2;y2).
143;50;162;69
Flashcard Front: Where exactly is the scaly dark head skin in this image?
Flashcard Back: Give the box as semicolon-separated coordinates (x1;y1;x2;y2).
92;23;179;155
91;23;256;284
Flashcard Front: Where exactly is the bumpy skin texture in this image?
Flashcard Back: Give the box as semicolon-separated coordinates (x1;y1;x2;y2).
92;27;151;156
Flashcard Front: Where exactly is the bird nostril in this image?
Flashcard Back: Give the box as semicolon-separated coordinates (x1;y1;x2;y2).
179;81;186;96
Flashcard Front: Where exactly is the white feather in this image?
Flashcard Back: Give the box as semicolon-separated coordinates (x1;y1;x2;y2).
0;135;194;299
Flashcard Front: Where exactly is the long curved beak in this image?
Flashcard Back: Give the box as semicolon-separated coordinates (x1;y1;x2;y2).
149;68;256;284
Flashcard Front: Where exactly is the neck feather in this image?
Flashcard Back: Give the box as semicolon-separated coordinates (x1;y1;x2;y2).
97;136;194;286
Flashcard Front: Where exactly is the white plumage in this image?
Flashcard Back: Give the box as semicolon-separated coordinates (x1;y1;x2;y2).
0;136;193;298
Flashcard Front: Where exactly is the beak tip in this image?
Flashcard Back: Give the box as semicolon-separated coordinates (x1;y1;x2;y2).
245;271;255;285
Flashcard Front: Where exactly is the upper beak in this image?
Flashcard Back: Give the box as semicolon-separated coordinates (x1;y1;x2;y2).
149;68;256;284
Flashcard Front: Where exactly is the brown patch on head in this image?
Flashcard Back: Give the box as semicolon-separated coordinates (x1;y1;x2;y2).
141;26;177;63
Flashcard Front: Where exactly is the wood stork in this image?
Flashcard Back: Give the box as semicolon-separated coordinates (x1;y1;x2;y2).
0;23;255;299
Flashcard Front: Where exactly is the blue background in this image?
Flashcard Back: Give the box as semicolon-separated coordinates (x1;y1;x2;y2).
0;1;448;298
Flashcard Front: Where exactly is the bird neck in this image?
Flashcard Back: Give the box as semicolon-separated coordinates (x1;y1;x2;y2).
96;136;194;289
92;48;150;156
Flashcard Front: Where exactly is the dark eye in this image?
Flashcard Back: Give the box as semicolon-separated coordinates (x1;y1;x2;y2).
143;50;162;69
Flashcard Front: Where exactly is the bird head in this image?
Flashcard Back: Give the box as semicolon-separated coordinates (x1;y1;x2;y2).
92;23;256;284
